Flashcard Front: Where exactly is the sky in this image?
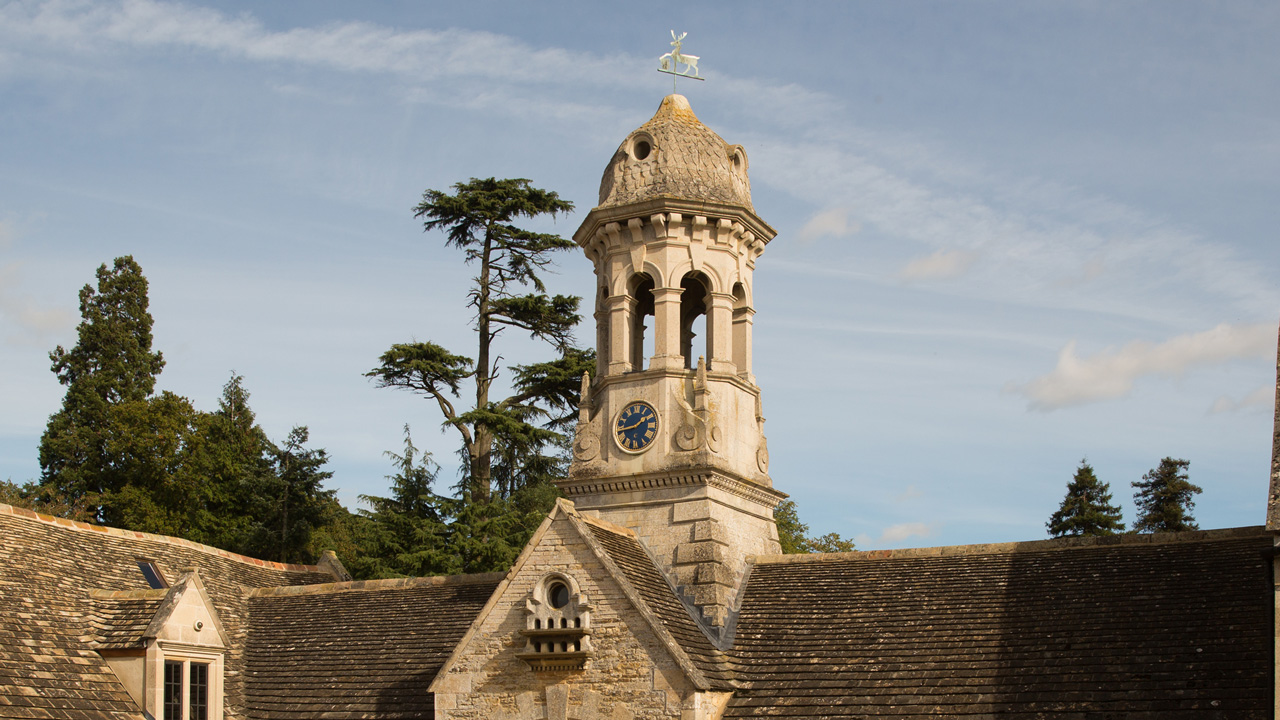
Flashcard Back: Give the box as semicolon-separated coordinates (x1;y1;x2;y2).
1;0;1277;549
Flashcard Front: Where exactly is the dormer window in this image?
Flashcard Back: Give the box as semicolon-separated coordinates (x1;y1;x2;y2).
517;574;592;672
137;560;168;589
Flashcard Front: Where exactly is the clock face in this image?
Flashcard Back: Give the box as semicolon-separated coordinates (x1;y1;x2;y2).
614;401;659;453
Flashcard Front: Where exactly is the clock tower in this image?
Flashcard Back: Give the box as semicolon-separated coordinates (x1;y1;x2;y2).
561;94;784;629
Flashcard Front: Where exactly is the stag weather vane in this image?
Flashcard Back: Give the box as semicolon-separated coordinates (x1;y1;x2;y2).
657;30;704;91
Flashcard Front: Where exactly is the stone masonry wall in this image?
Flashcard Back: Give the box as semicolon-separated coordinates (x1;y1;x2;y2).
433;515;697;720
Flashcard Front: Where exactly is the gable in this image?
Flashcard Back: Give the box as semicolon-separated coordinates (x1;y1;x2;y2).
431;508;706;720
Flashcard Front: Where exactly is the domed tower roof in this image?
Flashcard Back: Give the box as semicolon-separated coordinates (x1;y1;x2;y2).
597;94;753;212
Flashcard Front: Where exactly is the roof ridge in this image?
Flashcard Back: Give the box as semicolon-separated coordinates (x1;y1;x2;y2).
750;525;1270;565
249;571;507;597
0;502;324;573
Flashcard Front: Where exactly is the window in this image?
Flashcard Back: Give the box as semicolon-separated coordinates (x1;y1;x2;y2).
161;659;212;720
138;560;168;589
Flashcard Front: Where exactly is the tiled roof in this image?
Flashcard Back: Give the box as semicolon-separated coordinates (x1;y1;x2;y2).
597;94;754;211
86;590;167;650
580;517;736;688
0;504;335;720
726;527;1274;718
244;574;503;719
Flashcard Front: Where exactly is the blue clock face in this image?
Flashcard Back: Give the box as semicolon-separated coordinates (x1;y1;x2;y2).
615;401;659;453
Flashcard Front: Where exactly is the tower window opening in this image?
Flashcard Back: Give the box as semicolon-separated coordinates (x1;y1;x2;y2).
629;274;655;371
680;273;710;370
633;140;651;160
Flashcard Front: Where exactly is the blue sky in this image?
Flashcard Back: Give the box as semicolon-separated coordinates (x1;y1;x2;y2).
1;0;1276;548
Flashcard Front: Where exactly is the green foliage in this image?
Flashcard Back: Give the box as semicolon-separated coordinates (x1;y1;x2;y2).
345;427;560;580
1046;459;1125;537
33;258;339;564
39;256;166;519
774;499;856;554
1132;457;1202;533
367;177;589;505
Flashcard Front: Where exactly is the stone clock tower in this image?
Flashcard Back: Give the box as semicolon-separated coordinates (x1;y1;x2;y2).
561;94;785;629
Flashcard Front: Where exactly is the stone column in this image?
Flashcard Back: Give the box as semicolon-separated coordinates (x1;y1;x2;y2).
706;291;735;373
733;305;755;383
650;287;684;370
605;295;635;375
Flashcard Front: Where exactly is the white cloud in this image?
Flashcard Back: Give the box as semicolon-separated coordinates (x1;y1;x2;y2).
893;484;922;502
796;207;859;244
1010;323;1276;411
0;0;629;87
856;521;936;548
898;248;979;281
1208;384;1275;414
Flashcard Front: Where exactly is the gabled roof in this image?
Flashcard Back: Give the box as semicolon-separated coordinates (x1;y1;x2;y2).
245;574;503;719
576;514;736;687
87;589;166;650
726;527;1273;718
428;499;737;696
0;504;336;720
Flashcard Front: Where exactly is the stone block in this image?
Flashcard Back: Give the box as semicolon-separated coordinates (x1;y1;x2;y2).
684;583;729;606
673;565;698;587
673;541;725;565
691;519;729;545
694;562;732;585
672;500;712;523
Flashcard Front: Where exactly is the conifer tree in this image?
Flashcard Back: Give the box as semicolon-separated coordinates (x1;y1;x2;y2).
38;256;167;521
367;178;593;505
1046;459;1125;537
1132;457;1201;533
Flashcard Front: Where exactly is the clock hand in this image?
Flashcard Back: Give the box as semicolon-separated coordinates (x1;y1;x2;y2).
618;418;648;432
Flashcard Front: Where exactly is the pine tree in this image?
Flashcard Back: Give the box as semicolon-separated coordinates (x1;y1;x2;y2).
1132;457;1201;532
1046;459;1125;537
367;178;593;504
38;256;167;521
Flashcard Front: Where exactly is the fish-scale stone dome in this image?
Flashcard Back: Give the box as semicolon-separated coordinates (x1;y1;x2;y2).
597;94;753;211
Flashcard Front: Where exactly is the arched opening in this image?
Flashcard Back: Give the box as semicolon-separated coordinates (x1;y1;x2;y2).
628;274;655;371
680;273;711;370
732;282;750;374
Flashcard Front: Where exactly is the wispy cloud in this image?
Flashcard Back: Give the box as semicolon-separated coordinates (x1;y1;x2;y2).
1009;323;1276;411
0;222;74;344
893;484;922;502
1208;384;1275;415
0;0;631;86
857;521;936;548
898;248;979;281
796;207;859;244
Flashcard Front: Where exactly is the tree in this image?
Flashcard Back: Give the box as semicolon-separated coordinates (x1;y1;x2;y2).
249;427;336;564
38;256;166;519
1046;459;1125;537
1132;457;1202;533
352;426;451;579
775;499;856;554
367;178;591;504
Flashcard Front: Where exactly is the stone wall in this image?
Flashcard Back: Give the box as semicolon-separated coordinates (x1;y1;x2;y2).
433;515;700;720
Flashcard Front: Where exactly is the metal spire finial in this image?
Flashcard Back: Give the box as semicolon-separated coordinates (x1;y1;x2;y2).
657;30;705;92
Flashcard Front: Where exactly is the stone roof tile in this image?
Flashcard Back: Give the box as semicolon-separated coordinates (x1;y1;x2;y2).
597;94;753;211
580;518;736;687
244;574;502;719
725;528;1273;718
0;504;334;720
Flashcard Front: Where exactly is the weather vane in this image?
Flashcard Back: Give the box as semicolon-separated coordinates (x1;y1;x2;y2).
657;30;704;92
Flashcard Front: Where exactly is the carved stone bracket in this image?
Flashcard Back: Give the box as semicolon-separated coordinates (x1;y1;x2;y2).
672;358;721;453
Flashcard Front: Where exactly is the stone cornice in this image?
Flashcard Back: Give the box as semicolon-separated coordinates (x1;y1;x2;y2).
573;197;776;249
558;469;787;509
